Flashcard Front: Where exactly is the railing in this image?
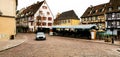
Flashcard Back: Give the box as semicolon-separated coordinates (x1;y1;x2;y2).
117;18;120;20
107;18;120;20
107;18;111;20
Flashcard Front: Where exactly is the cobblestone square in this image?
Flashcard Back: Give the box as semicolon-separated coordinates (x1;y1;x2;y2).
0;33;120;57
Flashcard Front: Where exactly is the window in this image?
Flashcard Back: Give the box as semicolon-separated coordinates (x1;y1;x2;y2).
48;23;52;26
89;17;91;21
95;16;98;20
31;22;33;26
112;13;115;18
68;20;70;23
36;16;41;20
39;11;43;14
62;20;64;23
87;12;90;14
42;22;46;26
99;9;102;12
108;7;112;11
37;22;41;26
107;14;112;18
48;17;52;21
96;10;98;13
117;21;119;26
92;10;96;14
108;22;111;26
47;12;50;15
64;20;66;23
116;13;120;18
43;17;47;20
42;6;47;9
118;6;120;10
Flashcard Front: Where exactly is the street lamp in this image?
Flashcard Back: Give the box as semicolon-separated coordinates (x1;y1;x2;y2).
110;22;115;44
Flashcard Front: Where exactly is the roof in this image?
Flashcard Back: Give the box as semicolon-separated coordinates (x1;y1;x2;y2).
57;10;79;20
81;3;108;18
21;1;44;16
106;0;120;13
81;0;120;18
52;24;97;29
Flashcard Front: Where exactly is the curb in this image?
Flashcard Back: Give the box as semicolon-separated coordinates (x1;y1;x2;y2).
90;40;120;46
79;39;120;46
0;37;27;52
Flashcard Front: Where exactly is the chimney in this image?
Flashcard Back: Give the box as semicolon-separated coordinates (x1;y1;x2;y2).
37;1;40;4
90;5;93;8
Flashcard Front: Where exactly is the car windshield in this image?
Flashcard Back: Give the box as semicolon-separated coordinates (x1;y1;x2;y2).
37;32;44;35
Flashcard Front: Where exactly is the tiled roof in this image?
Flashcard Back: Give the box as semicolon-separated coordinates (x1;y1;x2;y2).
106;0;120;13
81;3;108;18
81;0;120;18
21;1;44;16
57;10;79;20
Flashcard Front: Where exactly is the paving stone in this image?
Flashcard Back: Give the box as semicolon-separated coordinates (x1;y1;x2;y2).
0;33;120;57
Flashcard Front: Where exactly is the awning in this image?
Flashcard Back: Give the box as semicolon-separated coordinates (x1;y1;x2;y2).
52;24;97;29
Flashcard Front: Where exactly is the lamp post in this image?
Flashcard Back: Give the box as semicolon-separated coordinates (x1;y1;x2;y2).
110;22;115;44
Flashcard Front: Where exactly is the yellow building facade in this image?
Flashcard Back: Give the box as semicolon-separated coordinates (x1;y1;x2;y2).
54;10;80;26
0;0;17;40
59;19;80;26
81;3;108;32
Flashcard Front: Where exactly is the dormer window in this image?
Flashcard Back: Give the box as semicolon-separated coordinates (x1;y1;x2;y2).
96;10;98;13
92;10;96;14
99;9;102;12
90;11;92;14
47;12;50;15
42;6;47;9
118;6;120;10
87;12;90;14
108;7;112;11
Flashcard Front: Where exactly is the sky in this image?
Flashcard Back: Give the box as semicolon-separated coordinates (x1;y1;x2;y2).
17;0;109;18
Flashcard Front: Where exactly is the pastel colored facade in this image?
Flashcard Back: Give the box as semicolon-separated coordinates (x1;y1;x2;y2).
0;0;17;40
17;0;53;33
81;0;120;39
54;10;80;26
81;4;107;32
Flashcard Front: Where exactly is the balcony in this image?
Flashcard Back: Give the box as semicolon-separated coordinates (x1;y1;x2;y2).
117;18;120;20
107;17;119;21
108;18;111;20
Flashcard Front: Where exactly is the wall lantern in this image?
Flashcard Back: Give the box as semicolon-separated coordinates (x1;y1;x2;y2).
0;10;3;16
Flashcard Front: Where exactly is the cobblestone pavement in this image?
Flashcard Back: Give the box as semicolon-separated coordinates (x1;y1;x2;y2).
0;33;120;57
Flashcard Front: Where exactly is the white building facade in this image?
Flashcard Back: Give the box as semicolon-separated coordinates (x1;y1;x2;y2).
17;0;54;33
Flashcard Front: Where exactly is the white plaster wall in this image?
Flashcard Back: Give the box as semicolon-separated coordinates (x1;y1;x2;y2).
34;1;54;29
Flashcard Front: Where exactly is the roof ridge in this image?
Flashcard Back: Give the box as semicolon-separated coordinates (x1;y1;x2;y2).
21;1;44;15
57;10;79;20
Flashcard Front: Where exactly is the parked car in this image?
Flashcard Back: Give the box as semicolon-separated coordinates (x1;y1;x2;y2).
36;32;46;40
